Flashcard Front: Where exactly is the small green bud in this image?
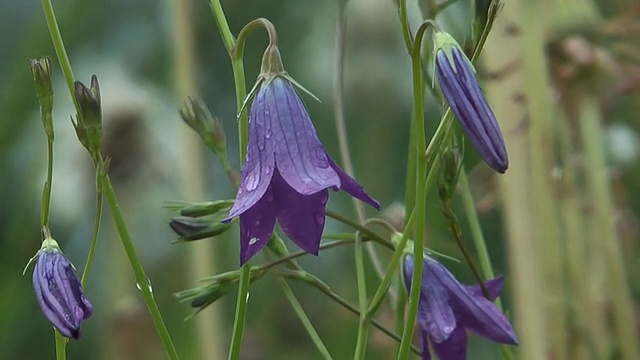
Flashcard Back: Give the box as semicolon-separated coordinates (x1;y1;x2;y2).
30;57;54;114
73;75;102;159
438;145;463;205
180;98;227;157
164;200;234;218
169;216;232;242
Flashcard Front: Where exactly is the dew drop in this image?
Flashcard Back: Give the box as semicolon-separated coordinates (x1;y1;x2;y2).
135;277;153;294
265;131;272;139
245;174;259;191
249;237;259;246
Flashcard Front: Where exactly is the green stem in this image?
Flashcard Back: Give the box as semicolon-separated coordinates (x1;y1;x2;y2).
325;210;394;250
41;136;53;228
103;174;179;360
291;273;422;356
353;232;369;360
228;265;250;360
397;19;432;359
80;173;102;287
40;0;78;111
208;3;251;359
459;169;499;300
54;331;67;360
278;278;332;359
442;205;490;298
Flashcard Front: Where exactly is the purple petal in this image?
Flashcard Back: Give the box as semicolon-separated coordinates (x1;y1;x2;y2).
238;184;278;265
273;170;328;255
225;81;276;220
404;255;458;344
426;258;518;345
436;49;508;173
269;77;341;194
419;327;432;360
32;249;92;339
430;326;468;360
467;275;504;301
328;157;380;210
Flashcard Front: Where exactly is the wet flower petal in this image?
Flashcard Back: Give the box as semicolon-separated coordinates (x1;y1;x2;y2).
270;77;341;194
402;253;518;359
273;170;328;255
328;157;380;210
238;185;278;264
227;67;379;264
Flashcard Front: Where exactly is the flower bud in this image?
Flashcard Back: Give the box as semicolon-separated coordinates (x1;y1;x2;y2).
169;216;231;242
30;57;54;114
164;200;234;218
438;144;464;203
31;238;93;339
434;31;508;173
180;98;227;158
73;75;102;159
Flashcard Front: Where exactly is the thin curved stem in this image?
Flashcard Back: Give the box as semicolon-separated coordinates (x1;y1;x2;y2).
397;19;433;360
278;278;332;359
103;173;179;359
80;173;102;287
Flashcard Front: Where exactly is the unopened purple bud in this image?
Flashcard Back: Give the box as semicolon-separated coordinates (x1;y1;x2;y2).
434;32;508;173
32;241;92;339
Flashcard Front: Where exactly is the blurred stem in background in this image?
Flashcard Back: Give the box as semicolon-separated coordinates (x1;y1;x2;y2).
168;0;222;358
483;0;640;359
579;92;639;359
483;1;548;359
519;1;568;358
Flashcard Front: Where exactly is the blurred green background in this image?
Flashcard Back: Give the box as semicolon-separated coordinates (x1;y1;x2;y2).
1;0;639;359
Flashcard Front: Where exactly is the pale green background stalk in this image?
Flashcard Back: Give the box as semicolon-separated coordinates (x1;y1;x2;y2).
169;0;222;358
483;2;548;359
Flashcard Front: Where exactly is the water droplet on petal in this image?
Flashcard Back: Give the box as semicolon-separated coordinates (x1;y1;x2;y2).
265;131;272;139
245;174;259;191
249;237;258;246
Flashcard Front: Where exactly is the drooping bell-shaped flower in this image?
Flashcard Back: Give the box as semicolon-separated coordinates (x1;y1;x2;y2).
31;238;93;339
402;253;518;360
434;32;508;173
224;44;379;264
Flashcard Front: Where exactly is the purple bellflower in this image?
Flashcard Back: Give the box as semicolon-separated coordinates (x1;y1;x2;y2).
31;238;93;339
224;45;379;264
402;253;518;360
434;32;509;173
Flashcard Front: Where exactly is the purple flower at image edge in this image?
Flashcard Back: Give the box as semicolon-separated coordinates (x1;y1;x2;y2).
402;254;518;360
435;32;508;173
32;247;93;339
224;76;379;264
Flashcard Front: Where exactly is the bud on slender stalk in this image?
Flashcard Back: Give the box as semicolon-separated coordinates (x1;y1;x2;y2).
30;57;55;139
30;56;54;114
180;97;227;158
169;215;232;242
73;75;103;159
434;31;508;173
30;237;93;339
